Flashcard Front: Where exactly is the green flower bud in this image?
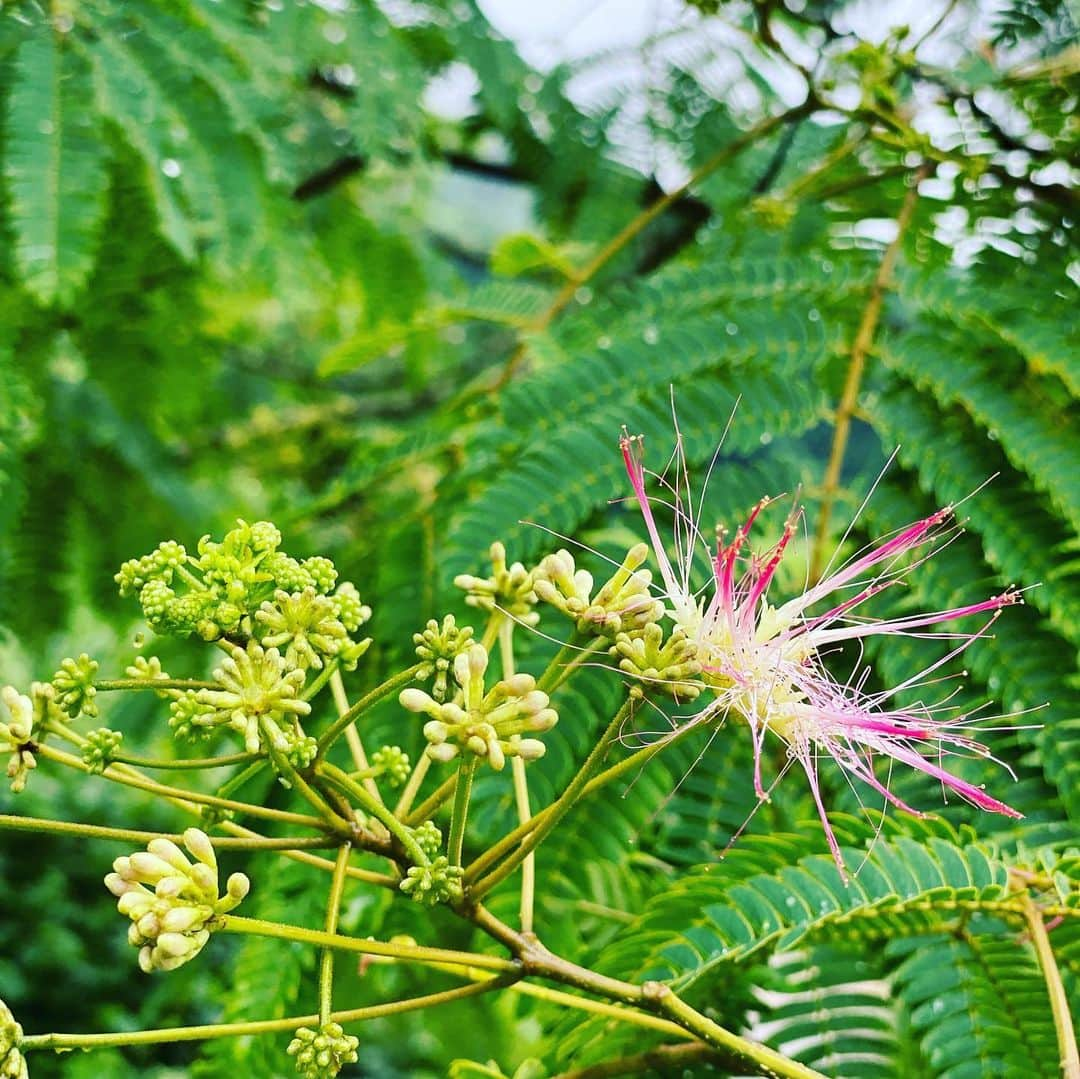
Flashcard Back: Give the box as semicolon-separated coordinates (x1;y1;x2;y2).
169;692;219;744
195;643;310;754
534;544;663;637
454;542;540;626
0;686;38;794
105;828;249;973
286;1022;359;1078
371;745;410;787
303;557;338;594
256;588;348;670
125;656;174;698
402;647;557;772
413;820;442;857
0;997;27;1079
332;582;371;633
82;728;123;774
52;653;99;719
612;623;702;700
399;856;464;906
413;615;475;701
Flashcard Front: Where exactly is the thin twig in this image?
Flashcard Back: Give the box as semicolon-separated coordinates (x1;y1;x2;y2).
809;164;928;581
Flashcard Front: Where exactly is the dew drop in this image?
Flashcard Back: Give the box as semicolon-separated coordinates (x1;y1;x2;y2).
575;286;593;305
53;12;74;32
643;325;659;344
725;322;739;336
760;431;773;445
596;335;612;350
808;308;821;322
785;896;797;907
821;259;833;273
161;158;182;178
38;119;54;136
524;73;543;94
323;22;346;44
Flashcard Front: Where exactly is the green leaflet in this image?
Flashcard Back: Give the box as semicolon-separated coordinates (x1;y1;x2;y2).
4;30;108;304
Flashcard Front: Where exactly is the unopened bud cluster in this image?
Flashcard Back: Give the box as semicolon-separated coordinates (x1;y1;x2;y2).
414;614;474;701
81;728;123;774
371;745;410;787
454;542;539;627
612;624;702;699
115;521;370;666
400;645;556;770
412;819;442;857
534;544;663;637
52;653;99;719
105;828;249;972
286;1022;359;1078
0;684;52;794
182;642;311;755
0;998;26;1079
399;856;464;906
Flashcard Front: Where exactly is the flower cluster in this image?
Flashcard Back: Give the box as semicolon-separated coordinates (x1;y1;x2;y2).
414;614;475;701
186;642;311;757
81;728;123;774
371;745;410;787
116;521;370;658
454;542;540;627
286;1022;359;1078
620;429;1023;873
0;685;53;794
399;856;464;906
51;653;99;719
105;828;249;973
534;544;664;638
399;645;557;770
0;998;26;1079
611;623;702;700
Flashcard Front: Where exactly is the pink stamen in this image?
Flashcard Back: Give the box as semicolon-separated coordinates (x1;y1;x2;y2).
886;743;1022;818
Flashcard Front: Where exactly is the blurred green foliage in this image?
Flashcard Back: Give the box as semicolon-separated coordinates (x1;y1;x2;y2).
0;0;1077;1076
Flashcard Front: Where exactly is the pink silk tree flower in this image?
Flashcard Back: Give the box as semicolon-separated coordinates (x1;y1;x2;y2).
620;429;1023;875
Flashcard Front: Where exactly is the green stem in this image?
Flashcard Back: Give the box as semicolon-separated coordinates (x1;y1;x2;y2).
301;657;340;701
319;844;351;1025
466;717;699;883
468;905;824;1079
330;668;382;802
1021;891;1080;1079
470;694;639;897
220;914;519;972
535;637;583;693
317;761;429;866
499;617;534;933
36;743;330;831
652;984;825;1079
93;678;217;693
110;751;258;771
315;664;423;760
19;976;518;1053
217;819;397;888
393;752;430;819
257;716;351;831
215;759;268;799
0;813;332;851
404;772;456;826
447;756;477;867
539;637;607;696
